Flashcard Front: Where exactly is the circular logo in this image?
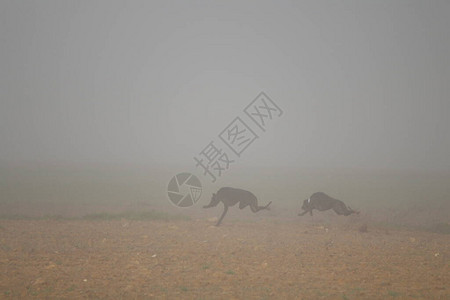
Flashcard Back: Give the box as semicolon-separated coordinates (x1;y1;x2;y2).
167;173;202;208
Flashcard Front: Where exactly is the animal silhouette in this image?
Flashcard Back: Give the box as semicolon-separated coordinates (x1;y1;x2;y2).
203;187;272;226
298;192;359;216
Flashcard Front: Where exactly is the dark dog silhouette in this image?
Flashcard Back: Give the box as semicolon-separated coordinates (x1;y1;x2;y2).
203;187;272;226
298;192;359;216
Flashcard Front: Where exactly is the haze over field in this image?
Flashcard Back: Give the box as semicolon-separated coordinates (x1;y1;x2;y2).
1;0;449;169
0;1;449;225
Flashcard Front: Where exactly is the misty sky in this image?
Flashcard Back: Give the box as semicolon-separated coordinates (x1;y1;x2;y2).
1;1;449;170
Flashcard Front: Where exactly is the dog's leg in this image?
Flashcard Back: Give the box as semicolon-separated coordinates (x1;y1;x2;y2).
239;200;249;210
259;201;272;211
298;210;308;216
249;200;271;213
347;206;360;215
332;206;345;215
216;205;228;226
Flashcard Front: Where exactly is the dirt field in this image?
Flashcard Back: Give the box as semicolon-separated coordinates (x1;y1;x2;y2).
0;218;448;299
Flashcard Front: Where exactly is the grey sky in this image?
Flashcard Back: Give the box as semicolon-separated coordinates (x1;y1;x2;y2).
1;1;449;170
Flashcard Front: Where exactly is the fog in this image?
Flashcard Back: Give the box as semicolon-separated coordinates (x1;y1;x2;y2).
1;0;449;170
1;2;450;297
1;0;450;218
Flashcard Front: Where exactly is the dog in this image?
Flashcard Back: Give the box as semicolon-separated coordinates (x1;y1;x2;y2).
203;187;272;226
298;192;359;216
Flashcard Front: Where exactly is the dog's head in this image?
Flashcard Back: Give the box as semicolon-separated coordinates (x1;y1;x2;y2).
301;198;312;211
203;193;220;208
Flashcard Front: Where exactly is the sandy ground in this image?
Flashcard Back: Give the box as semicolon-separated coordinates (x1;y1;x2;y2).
0;218;449;299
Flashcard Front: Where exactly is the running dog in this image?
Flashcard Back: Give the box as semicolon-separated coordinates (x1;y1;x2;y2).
203;187;272;226
298;192;359;216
